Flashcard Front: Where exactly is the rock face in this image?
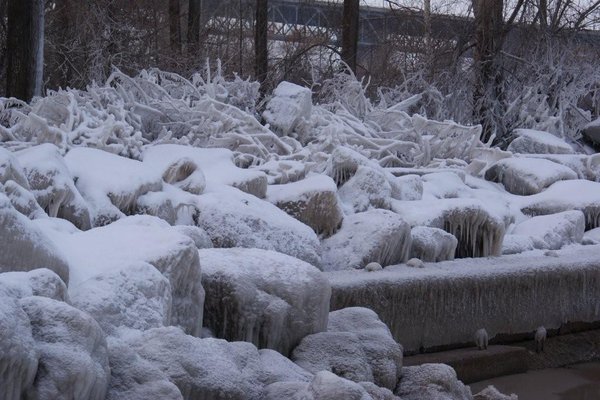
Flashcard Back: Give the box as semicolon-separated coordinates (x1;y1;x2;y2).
338;166;392;213
196;185;321;266
321;209;412;271
507;129;574;154
410;226;457;262
263;81;312;137
292;307;403;391
20;296;110;400
512;211;585;250
199;248;331;356
267;174;343;236
0;194;70;284
485;157;577;195
395;364;472;400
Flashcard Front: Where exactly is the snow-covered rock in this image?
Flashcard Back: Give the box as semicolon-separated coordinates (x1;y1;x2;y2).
267;174;343;236
173;225;213;249
338;166;392;213
199;248;331;356
0;147;30;189
485;157;577;195
473;386;517;400
410;226;458;262
0;269;68;302
422;171;468;200
50;216;204;336
512;211;585;250
65;147;162;226
321;209;411;271
258;348;313;385
0;194;70;283
395;364;471;400
160;157;206;195
136;185;199;226
263;81;312;137
143;144;268;198
20;296;110;400
507;129;574;154
326;146;373;186
126;327;266;400
2;180;46;219
196;185;321;266
254;159;307;185
583;227;600;244
522;180;600;229
17;144;92;229
391;174;423;201
501;234;536;255
106;337;183;400
0;295;38;400
327;307;403;390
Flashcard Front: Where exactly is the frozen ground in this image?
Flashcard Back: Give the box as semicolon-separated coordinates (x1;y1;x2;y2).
1;70;599;399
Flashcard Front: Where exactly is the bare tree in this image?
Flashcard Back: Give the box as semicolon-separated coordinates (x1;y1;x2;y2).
170;0;182;52
6;0;44;100
342;0;360;72
255;0;268;92
188;0;200;52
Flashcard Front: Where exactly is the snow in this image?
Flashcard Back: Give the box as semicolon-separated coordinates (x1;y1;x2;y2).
0;269;68;302
511;210;585;250
263;82;313;137
396;363;472;400
199;247;331;356
410;226;458;262
338;166;392;213
507;129;574;154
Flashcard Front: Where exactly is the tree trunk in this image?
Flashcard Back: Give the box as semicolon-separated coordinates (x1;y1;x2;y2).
472;0;504;143
170;0;181;52
187;0;200;53
6;0;44;100
255;0;268;91
341;0;360;73
423;0;433;80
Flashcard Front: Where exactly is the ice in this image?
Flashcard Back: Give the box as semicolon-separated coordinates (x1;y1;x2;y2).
258;349;313;385
0;269;68;302
512;211;585;250
143;144;268;198
521;179;600;229
473;385;517;400
199;248;331;356
321;210;412;271
65;147;162;226
396;364;472;400
421;171;469;200
173;225;213;249
0;147;30;189
160;157;206;195
16;144;91;229
254;159;308;185
410;226;458;262
196;185;321;266
267;174;343;236
484;157;577;195
20;296;110;400
2;180;46;219
501;234;536;255
507;129;574;154
0;194;70;283
391;174;423;201
136;184;199;226
583;227;600;244
263;81;313;138
338;166;392;213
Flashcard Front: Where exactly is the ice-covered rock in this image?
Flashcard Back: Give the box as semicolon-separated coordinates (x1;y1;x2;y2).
2;180;46;219
326;147;373;186
391;174;423;201
359;382;400;400
501;234;536;255
0;147;30;189
327;307;403;390
507;129;574;154
196;185;321;266
65;147;162;226
20;296;109;400
321;209;411;271
338;166;392;213
71;262;172;335
395;364;472;400
254;159;307;185
473;386;517;400
126;327;265;400
106;337;183;400
583;227;600;244
0;194;70;283
267;174;343;236
263;81;312;137
51;216;204;336
512;211;585;250
136;184;199;226
0;295;38;400
258;348;313;385
161;157;206;195
522;180;600;229
16;144;92;229
467;147;512;176
144;144;268;198
173;225;213;249
422;171;468;200
0;268;68;301
199;248;330;356
410;226;457;262
485;157;577;195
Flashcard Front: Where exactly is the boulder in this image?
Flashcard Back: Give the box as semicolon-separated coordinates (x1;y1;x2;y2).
512;211;585;250
0;194;70;283
0;147;30;188
321;210;411;271
258;349;313;385
391;174;423;201
196;185;321;266
267;174;343;236
507;129;574;154
422;172;468;200
199;248;331;356
501;234;536;255
136;185;199;226
485;157;577;195
2;180;46;219
395;364;472;400
20;296;110;400
583;227;600;244
161;157;206;195
264;371;376;400
173;225;213;249
410;226;457;262
338;166;392;213
0;269;68;301
263;81;312;137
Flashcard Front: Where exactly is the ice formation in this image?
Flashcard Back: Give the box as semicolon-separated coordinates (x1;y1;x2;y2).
263;82;313;137
199;248;330;356
410;226;458;262
511;210;585;250
321;209;412;271
507;129;575;154
396;363;472;400
0;268;68;302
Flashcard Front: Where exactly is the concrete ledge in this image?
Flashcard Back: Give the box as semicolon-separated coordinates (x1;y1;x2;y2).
327;245;600;353
404;345;528;384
